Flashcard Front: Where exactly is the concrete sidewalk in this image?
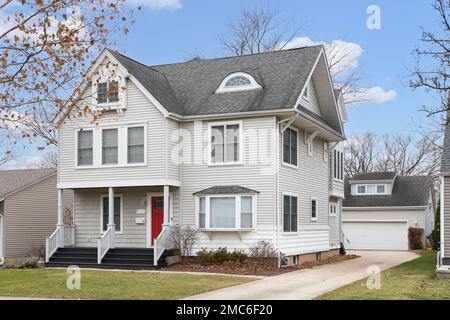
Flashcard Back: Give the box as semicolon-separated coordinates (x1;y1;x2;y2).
185;250;418;300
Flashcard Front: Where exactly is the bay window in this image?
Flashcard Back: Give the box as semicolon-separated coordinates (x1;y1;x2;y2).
197;194;255;229
210;122;241;164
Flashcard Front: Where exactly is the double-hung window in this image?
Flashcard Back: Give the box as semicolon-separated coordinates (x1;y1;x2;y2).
283;194;298;232
334;149;343;180
311;198;318;221
210;123;241;164
77;130;93;166
102;128;118;165
329;203;337;216
101;195;122;232
197;195;255;229
283;127;297;166
97;81;119;104
128;126;145;164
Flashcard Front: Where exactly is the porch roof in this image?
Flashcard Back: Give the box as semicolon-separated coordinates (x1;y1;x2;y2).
193;185;259;195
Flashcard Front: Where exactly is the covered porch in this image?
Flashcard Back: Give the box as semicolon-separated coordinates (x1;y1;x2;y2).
45;184;178;268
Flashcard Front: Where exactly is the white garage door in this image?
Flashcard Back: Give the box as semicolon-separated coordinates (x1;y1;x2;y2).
342;221;408;250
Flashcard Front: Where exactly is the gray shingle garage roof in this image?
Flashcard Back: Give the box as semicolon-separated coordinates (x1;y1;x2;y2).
343;175;433;208
348;172;397;181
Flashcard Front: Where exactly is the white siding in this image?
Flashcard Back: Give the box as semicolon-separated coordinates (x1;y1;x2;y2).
179;116;277;252
58;80;173;185
329;199;341;248
300;79;321;116
278;127;331;255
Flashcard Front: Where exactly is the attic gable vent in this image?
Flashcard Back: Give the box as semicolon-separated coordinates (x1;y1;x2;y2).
216;72;261;93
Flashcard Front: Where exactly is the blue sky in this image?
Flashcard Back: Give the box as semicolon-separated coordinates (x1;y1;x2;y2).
1;0;441;168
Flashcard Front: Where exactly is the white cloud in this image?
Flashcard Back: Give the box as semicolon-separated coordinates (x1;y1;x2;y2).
279;37;363;75
0;155;43;170
126;0;182;10
348;86;397;105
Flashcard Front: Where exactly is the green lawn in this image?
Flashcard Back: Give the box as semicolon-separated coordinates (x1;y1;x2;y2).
0;268;253;300
318;250;450;300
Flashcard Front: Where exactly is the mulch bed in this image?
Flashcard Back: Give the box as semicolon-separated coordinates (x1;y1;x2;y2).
162;254;360;276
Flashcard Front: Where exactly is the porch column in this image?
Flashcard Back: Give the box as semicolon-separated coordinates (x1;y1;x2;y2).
163;185;170;226
57;189;64;247
108;187;116;248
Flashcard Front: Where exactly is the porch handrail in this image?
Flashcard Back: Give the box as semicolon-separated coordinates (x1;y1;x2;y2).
154;225;172;266
64;225;76;247
98;227;113;264
45;226;63;263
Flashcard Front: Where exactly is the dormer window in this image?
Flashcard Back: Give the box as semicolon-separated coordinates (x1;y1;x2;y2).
355;184;387;195
97;81;119;104
216;72;261;93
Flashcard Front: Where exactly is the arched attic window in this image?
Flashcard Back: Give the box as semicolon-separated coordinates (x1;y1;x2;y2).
215;72;261;93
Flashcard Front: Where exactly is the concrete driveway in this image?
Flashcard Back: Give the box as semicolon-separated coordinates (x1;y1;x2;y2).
186;250;418;300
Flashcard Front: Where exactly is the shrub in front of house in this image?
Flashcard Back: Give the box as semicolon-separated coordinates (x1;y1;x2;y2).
408;227;424;250
196;247;247;265
4;257;39;269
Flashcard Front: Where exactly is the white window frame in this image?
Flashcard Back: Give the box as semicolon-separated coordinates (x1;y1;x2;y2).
329;202;337;217
75;129;94;168
208;121;243;166
323;141;328;162
195;194;257;231
355;184;388;195
282;192;299;233
302;84;309;101
282;126;298;169
99;194;124;234
101;128;119;165
215;72;262;93
75;123;147;169
311;197;318;222
93;80;121;109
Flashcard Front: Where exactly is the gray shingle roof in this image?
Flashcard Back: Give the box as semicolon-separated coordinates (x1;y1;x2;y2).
110;47;342;133
0;169;56;199
348;172;397;181
193;185;259;195
343;175;433;208
441;122;450;173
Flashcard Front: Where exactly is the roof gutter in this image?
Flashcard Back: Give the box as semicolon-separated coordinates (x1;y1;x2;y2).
343;206;428;211
166;108;295;121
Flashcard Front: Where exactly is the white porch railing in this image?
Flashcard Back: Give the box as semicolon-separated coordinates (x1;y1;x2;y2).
98;227;114;264
45;226;63;263
154;225;172;266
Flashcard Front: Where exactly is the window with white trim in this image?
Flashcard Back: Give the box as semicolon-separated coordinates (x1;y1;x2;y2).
97;81;119;104
197;194;255;229
311;198;318;221
283;195;298;232
216;72;261;93
283;127;297;166
101;195;122;232
356;184;387;195
333;149;343;180
210;123;240;164
127;126;145;164
102;128;118;165
329;203;337;216
77;130;93;166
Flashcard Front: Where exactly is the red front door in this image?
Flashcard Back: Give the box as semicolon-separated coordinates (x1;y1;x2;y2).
151;197;164;245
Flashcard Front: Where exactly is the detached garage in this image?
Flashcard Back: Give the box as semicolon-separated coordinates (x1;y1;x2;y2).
342;172;435;251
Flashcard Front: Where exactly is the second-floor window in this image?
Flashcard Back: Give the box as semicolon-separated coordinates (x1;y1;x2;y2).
128;127;145;164
77;130;93;166
97;81;119;104
102;129;118;165
210;122;240;164
334;149;343;180
283;127;297;166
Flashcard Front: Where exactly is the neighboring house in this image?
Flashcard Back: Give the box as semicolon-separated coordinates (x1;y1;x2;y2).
47;46;347;269
437;120;450;277
0;169;72;265
342;172;434;251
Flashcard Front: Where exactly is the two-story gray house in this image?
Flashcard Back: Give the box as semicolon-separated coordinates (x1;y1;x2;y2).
46;46;347;269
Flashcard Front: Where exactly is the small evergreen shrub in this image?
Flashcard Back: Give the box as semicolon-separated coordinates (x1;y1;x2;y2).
197;247;247;265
